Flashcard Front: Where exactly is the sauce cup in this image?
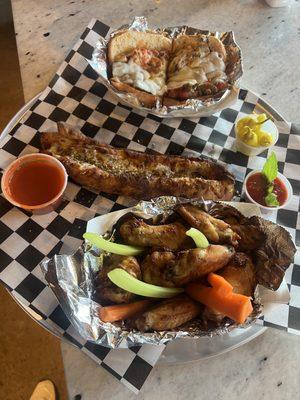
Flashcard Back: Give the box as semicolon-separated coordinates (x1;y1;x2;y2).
243;170;292;212
1;153;68;214
234;115;279;157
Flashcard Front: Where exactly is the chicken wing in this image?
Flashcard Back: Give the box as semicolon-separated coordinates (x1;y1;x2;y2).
205;202;264;251
177;204;240;246
96;254;141;304
142;245;235;287
203;252;256;323
227;221;264;252
219;252;256;296
133;295;201;331
119;215;192;250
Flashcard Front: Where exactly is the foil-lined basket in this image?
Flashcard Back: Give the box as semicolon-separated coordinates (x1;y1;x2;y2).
41;198;266;349
89;16;243;118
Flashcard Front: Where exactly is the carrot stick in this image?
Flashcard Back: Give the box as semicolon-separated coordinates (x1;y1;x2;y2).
186;273;253;324
99;299;153;323
207;273;233;295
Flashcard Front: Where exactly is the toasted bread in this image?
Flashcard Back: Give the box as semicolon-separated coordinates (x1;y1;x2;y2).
108;30;172;62
40;122;235;201
111;80;159;108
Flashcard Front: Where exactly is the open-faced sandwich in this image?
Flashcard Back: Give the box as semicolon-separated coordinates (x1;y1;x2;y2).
85;201;296;333
107;30;230;107
108;30;172;108
164;34;228;106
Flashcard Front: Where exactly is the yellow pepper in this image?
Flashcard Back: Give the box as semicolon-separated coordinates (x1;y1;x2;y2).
259;131;273;146
240;126;259;147
237;114;273;148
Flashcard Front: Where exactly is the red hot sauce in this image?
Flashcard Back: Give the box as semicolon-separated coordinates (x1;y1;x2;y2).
246;172;288;207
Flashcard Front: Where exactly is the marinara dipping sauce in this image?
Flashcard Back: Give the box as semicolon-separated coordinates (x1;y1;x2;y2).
1;154;67;213
246;172;288;207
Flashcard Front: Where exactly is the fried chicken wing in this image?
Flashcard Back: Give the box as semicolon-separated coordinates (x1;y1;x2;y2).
133;295;201;331
206;203;296;289
142;245;235;287
203;252;256;323
227;221;264;251
96;254;141;304
119;215;192;250
177;204;240;246
205;203;264;251
219;253;256;296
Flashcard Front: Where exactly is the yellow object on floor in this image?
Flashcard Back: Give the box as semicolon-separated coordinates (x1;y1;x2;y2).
29;380;56;400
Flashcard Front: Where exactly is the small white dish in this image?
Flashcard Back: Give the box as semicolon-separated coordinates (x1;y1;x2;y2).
234;115;279;157
243;170;293;212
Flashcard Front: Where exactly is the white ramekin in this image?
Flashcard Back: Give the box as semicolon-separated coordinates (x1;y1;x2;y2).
243;170;293;212
234;115;279;157
1;153;68;214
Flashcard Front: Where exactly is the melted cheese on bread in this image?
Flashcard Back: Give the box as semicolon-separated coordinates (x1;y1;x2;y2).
112;60;166;96
167;51;226;90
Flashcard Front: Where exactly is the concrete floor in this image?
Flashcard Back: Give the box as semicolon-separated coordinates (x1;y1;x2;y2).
0;1;68;399
0;287;68;400
0;0;23;131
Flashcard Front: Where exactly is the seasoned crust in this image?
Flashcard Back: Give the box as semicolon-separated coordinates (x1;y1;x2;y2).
40;122;235;201
110;80;159;108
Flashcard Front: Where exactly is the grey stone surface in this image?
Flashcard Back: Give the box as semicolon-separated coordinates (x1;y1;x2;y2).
12;0;300;121
11;0;300;398
61;329;300;399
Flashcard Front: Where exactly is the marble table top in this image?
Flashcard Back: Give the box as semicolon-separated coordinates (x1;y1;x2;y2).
12;0;300;121
11;0;300;398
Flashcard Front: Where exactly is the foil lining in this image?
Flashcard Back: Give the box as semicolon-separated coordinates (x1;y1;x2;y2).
89;16;243;118
41;197;262;349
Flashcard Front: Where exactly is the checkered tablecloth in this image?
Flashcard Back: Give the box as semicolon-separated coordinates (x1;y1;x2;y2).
0;19;299;394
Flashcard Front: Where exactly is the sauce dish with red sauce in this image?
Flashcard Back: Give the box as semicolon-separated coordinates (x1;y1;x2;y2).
244;170;292;211
1;153;68;214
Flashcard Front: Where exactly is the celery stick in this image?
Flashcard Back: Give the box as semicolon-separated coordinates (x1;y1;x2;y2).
108;268;183;298
186;227;209;248
83;232;144;256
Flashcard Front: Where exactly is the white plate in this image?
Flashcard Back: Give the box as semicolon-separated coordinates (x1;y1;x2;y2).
159;325;267;364
2;90;288;365
86;204;273;364
0;92;41;142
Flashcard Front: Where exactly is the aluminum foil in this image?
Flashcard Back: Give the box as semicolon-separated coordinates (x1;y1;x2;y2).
89;16;243;118
41;197;262;349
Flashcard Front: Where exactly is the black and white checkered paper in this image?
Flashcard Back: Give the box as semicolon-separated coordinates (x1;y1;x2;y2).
0;19;300;393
